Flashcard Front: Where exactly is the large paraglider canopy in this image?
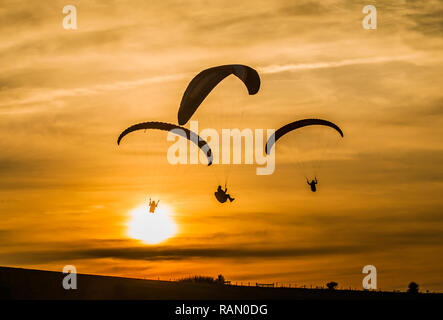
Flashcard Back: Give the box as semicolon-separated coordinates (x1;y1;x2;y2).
177;64;261;125
265;118;344;155
117;121;213;165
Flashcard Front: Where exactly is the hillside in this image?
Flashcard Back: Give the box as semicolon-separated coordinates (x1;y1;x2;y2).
0;266;440;300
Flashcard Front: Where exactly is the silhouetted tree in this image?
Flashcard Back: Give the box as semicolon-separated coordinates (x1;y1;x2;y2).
407;282;419;294
217;274;225;284
326;281;338;290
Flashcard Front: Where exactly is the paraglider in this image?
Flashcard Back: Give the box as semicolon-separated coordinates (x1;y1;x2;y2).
177;65;260;201
266;119;344;192
117;121;213;166
307;177;318;192
148;198;160;213
178;64;260;125
214;185;235;203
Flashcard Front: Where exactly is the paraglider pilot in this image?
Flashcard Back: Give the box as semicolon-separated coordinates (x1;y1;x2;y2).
214;185;235;203
148;198;160;213
307;177;318;192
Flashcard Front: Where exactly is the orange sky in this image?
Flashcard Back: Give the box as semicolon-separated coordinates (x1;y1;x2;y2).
0;0;442;291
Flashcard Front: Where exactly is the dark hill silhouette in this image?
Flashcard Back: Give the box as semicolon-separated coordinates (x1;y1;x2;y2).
0;266;441;300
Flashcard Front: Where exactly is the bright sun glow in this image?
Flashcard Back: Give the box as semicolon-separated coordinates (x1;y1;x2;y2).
127;203;178;244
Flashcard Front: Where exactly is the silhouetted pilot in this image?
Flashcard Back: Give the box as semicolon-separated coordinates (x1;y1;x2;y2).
149;198;159;213
307;178;318;192
214;185;235;203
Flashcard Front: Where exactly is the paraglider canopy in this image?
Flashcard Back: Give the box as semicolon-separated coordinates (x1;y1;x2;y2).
265;118;344;191
265;118;344;155
178;64;261;125
117;121;214;165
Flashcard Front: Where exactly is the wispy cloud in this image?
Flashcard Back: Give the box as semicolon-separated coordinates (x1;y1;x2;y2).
1;55;418;112
2;244;367;264
259;55;418;74
0;73;188;113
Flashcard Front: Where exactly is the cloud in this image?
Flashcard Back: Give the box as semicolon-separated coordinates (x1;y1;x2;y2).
4;214;443;265
2;243;367;265
0;55;418;112
0;73;188;112
259;55;419;74
0;229;15;242
406;0;443;36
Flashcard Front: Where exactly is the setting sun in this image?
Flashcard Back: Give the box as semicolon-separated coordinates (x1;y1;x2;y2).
127;203;178;244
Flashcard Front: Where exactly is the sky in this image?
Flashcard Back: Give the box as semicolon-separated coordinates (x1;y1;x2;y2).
0;0;442;291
